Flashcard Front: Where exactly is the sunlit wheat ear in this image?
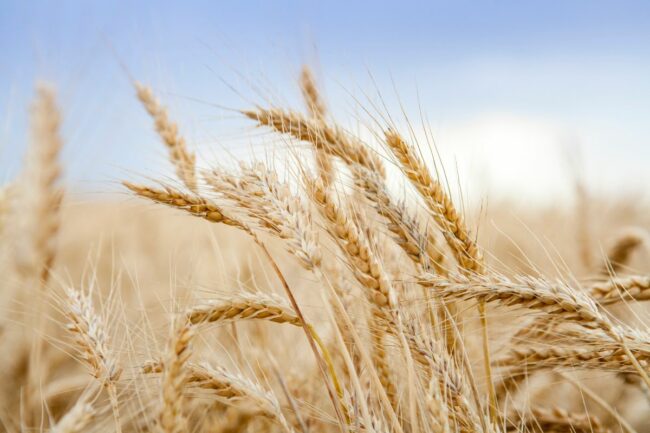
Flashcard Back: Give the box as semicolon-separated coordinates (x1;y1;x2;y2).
421;274;608;327
402;322;481;431
305;177;400;407
13;84;64;283
383;129;497;417
205;162;322;270
135;83;197;191
159;321;193;433
306;177;394;311
123;182;245;229
354;167;445;274
299;66;335;186
50;395;94;433
243;107;385;177
62;286;122;432
384;130;482;274
62;286;122;385
496;344;649;380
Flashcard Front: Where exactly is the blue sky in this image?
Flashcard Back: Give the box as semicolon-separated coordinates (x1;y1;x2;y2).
2;1;650;203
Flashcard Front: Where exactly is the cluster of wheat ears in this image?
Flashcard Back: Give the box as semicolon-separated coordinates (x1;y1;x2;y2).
1;67;649;433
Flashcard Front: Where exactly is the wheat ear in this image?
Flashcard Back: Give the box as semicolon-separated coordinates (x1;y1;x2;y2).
306;177;401;409
135;83;196;191
62;286;121;431
425;272;650;389
243;107;385;177
384;130;496;419
205;162;322;271
589;275;650;304
159;321;193;433
127;182;346;427
300;66;335;187
186;293;301;326
146;361;294;432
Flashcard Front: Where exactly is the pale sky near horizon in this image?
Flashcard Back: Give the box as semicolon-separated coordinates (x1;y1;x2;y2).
2;1;650;205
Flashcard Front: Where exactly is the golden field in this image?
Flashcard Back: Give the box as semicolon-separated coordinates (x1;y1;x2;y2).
1;69;649;433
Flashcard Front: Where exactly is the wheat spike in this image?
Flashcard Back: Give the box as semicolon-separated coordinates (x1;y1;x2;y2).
159;322;194;433
300;66;335;187
186;293;301;327
135;83;197;191
243;107;385;177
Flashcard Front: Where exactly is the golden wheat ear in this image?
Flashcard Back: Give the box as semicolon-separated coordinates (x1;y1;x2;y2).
299;66;335;186
135;82;197;192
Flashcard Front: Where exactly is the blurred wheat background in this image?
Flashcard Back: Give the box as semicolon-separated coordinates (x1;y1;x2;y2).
1;1;650;432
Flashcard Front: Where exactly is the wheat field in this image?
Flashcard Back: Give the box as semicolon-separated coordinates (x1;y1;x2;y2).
1;67;649;433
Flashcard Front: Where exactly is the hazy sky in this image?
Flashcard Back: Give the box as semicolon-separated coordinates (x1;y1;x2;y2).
2;1;650;204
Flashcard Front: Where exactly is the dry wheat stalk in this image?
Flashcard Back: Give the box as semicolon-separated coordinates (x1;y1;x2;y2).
383;129;497;418
135;83;196;191
406;326;482;433
306;177;402;408
300;67;326;122
125;180;346;426
62;286;122;432
422;272;650;400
